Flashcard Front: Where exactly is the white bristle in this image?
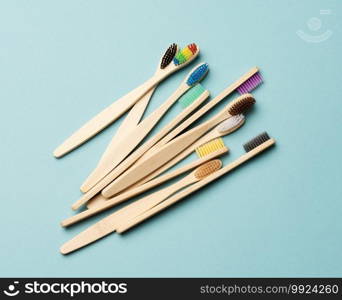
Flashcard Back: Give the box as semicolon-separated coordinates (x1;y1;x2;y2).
216;114;245;133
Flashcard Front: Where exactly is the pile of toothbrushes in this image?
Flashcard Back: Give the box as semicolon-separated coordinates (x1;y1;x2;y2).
54;43;276;254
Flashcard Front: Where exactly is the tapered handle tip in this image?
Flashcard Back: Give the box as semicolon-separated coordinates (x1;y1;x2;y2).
71;203;81;211
60;245;70;255
115;227;124;234
60;220;68;227
53;143;73;158
53;149;63;158
80;185;88;193
101;189;112;198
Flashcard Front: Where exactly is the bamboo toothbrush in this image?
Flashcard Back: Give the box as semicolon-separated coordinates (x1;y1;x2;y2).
81;62;209;192
97;43;179;165
102;94;255;198
53;43;199;158
72;84;210;210
87;115;244;209
60;160;222;254
62;138;228;227
132;114;245;187
115;132;276;233
72;67;262;210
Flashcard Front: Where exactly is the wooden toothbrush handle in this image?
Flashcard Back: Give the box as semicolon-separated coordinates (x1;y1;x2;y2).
81;85;188;193
71;90;209;210
94;64;162;171
98;87;156;164
53;72;167;158
61;148;226;227
111;176;195;227
133;131;217;187
102;117;218;198
83;88;156;198
116;139;275;233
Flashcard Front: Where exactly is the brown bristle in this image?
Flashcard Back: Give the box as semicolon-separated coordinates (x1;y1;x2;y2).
160;43;178;69
228;94;255;115
194;159;222;179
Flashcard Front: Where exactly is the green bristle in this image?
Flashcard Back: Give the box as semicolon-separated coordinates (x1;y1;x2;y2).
178;84;205;108
175;51;187;64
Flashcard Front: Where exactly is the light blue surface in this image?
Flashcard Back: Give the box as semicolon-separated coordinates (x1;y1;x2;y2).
0;0;341;277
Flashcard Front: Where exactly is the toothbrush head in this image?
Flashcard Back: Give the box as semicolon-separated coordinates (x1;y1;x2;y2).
243;132;271;152
194;159;222;179
178;84;207;108
216;114;245;135
160;43;178;69
228;94;255;116
173;43;199;65
195;138;228;158
186;62;209;86
237;71;263;94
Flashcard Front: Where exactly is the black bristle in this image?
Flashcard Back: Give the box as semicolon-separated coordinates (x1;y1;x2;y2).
243;132;270;152
160;43;177;69
228;95;255;115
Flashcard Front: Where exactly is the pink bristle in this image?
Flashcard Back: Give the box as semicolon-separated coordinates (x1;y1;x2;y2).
237;72;263;94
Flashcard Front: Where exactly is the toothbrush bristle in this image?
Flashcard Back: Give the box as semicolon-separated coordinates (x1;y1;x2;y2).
178;84;206;108
160;43;178;69
195;138;227;158
173;43;198;65
237;72;263;94
186;63;209;86
188;43;198;54
228;94;255;115
243;132;271;152
194;159;222;179
216;114;245;134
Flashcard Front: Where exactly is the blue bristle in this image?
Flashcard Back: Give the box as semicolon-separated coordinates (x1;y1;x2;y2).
186;63;209;86
173;58;180;65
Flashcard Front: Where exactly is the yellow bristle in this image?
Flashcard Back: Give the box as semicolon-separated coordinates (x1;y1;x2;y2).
195;138;226;158
182;47;193;60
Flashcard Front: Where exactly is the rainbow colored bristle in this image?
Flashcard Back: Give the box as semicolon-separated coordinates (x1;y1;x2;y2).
173;43;198;65
237;72;263;94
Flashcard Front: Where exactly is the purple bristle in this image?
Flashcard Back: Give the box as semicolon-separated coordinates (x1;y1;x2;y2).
237;72;263;94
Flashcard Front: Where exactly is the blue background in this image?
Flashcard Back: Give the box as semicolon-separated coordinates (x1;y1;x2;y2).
0;0;341;277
